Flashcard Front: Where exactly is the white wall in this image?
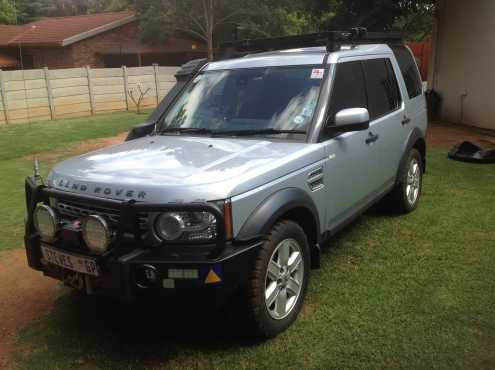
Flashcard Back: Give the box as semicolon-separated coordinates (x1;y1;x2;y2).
430;0;495;130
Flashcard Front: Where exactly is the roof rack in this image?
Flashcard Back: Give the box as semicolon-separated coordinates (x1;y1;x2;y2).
218;28;402;59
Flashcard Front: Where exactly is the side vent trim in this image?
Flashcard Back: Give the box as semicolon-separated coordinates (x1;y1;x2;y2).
307;167;324;191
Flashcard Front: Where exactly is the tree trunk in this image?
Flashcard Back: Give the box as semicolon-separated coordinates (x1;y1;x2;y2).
204;0;215;60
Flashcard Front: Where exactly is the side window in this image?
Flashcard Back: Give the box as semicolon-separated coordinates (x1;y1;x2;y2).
392;46;423;99
327;61;367;122
362;58;401;120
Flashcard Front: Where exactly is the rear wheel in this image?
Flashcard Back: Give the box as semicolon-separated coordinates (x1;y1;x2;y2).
387;148;423;213
244;220;310;338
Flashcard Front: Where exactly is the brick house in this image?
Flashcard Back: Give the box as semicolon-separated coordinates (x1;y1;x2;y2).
0;11;206;70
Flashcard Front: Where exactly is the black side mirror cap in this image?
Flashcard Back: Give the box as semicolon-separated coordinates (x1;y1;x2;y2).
331;120;369;133
125;121;155;141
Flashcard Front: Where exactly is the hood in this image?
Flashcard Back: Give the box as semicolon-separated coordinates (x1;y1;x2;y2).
48;135;323;203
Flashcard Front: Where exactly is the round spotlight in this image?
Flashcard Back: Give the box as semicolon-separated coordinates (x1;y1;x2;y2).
82;215;111;254
155;212;185;241
33;204;58;241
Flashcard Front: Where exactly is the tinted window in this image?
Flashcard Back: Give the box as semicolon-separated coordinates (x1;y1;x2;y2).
392;46;423;99
363;59;401;120
328;61;367;122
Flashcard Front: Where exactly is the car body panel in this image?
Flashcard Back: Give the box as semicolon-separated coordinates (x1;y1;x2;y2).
48;135;324;213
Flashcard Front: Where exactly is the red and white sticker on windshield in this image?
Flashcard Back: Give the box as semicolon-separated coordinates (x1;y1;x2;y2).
310;68;325;79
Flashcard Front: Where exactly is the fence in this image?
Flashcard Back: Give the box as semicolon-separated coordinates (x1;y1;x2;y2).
406;38;432;81
0;65;179;125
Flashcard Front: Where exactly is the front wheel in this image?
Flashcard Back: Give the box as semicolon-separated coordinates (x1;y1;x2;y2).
245;220;310;338
387;148;423;213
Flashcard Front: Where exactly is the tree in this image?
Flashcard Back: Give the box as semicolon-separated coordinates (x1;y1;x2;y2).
136;0;315;60
12;0;133;23
315;0;435;40
136;0;253;60
0;0;16;24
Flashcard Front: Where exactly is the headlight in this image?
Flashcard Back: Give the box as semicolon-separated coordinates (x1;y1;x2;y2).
33;204;58;241
82;215;111;254
154;211;217;242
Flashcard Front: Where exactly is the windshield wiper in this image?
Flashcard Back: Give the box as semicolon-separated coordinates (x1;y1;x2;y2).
212;128;307;137
158;127;214;135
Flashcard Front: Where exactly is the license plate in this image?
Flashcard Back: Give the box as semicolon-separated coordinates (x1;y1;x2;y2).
41;244;100;277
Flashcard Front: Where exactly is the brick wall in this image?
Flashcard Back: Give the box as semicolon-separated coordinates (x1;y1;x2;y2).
71;22;139;68
25;46;74;69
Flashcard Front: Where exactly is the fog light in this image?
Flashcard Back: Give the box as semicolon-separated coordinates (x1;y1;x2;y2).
33;204;58;241
82;215;111;254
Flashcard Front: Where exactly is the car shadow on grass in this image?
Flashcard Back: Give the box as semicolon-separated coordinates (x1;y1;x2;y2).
17;286;261;367
16;205;399;368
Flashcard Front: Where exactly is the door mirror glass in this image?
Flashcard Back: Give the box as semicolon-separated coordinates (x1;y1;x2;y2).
332;107;370;133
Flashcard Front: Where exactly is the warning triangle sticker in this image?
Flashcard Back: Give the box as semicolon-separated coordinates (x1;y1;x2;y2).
204;269;222;284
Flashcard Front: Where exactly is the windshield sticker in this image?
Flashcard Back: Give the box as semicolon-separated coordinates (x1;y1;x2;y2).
310;68;325;79
302;100;317;117
293;115;305;126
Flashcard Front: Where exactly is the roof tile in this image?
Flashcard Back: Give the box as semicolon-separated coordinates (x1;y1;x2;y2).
6;11;135;47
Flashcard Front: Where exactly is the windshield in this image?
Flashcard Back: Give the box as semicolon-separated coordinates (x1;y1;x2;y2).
158;66;325;137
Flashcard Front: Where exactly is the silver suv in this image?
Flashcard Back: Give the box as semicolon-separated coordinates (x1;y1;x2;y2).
24;31;427;338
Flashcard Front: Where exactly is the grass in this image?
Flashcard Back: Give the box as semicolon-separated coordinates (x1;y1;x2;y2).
11;150;495;369
0;112;146;251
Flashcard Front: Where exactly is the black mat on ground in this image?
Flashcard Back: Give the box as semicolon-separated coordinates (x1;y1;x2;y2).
448;141;495;164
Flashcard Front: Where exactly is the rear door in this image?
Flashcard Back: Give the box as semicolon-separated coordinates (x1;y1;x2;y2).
391;45;428;135
362;57;405;184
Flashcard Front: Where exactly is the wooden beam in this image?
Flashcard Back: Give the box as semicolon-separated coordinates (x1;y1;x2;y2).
153;63;160;105
0;69;9;124
43;67;55;120
86;65;95;115
122;65;129;111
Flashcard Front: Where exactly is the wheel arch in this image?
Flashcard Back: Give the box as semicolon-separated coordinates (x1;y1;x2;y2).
236;187;321;269
397;128;427;184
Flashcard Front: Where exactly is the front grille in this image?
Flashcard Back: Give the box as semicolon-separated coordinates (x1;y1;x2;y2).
56;200;149;230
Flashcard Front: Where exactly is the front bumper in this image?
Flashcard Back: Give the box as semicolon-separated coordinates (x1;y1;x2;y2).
24;177;262;307
25;235;261;307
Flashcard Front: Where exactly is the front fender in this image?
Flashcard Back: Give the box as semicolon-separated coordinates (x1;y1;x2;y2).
236;187;320;243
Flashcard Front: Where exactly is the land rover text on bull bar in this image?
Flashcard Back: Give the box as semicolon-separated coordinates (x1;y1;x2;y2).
24;29;427;338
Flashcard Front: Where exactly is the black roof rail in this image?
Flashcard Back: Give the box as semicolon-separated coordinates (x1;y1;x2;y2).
218;28;402;59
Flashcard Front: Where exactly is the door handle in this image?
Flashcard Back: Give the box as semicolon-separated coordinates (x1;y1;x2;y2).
402;116;411;125
365;132;379;145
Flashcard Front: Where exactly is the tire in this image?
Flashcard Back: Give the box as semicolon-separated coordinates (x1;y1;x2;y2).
386;148;423;214
243;220;311;339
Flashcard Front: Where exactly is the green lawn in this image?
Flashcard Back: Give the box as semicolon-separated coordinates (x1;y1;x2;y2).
0;112;146;251
11;150;495;369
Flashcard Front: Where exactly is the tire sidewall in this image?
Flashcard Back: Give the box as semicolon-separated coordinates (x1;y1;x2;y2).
249;221;310;338
400;149;423;212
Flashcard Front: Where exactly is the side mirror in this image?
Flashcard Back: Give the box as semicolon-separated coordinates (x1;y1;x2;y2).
125;121;155;141
332;108;370;133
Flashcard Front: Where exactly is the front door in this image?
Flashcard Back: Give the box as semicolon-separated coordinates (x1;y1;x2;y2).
320;60;380;230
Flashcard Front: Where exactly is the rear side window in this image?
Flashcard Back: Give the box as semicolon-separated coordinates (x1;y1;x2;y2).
362;58;401;120
392;46;423;99
328;61;367;121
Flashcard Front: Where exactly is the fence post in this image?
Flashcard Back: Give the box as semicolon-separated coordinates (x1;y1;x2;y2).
153;63;160;106
86;65;96;115
43;67;55;120
0;69;9;124
122;65;129;111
